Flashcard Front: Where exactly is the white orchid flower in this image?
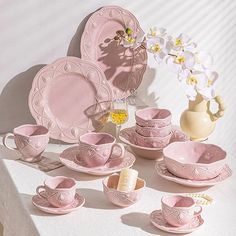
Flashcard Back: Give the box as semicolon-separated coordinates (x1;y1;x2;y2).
179;69;218;100
121;31;145;49
166;51;195;73
146;27;167;38
194;51;214;70
170;33;197;51
146;37;170;63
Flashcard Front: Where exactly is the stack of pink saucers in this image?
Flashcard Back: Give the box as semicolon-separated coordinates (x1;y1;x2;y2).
119;107;189;160
155;141;232;187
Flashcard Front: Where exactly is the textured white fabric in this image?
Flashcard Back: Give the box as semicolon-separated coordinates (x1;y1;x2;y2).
0;120;236;236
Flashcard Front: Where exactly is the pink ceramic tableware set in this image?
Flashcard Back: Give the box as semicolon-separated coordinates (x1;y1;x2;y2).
1;5;232;233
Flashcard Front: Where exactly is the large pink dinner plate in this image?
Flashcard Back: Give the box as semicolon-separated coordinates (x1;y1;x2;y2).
81;6;147;99
119;126;189;160
29;57;112;143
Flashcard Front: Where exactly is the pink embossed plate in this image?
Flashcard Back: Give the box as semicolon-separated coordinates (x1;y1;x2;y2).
28;57;112;143
119;126;189;160
32;192;85;215
155;160;232;187
81;6;147;99
150;210;204;234
59;147;135;176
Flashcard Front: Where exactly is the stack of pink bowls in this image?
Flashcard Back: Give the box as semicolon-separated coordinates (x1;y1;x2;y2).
134;107;172;148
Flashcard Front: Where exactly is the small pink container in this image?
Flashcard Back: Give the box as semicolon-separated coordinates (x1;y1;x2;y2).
135;107;171;127
163;141;227;180
103;174;145;207
135;123;171;137
134;130;172;148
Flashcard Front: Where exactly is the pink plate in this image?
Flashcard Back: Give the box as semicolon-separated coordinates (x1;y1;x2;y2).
119;126;189;160
28;57;112;143
32;192;85;215
59;147;135;176
155;160;232;187
81;6;147;99
150;210;204;234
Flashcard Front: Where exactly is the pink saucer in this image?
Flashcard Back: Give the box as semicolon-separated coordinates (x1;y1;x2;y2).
60;147;135;176
32;192;85;215
119;126;189;160
150;210;204;234
155;160;232;187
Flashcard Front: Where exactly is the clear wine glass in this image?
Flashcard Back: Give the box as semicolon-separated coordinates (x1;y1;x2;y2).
110;98;128;140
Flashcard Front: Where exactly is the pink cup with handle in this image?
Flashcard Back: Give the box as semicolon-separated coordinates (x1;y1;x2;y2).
36;176;76;208
3;124;49;162
161;195;202;227
77;132;125;167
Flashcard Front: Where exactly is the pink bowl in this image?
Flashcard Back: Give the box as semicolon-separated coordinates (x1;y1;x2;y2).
163;141;227;180
136;123;171;137
134;130;172;148
103;174;145;207
135;107;171;127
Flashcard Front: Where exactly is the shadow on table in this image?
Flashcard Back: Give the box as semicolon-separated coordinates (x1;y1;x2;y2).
20;193;58;217
78;188;117;210
132;154;210;193
0;144;20;160
121;212;182;236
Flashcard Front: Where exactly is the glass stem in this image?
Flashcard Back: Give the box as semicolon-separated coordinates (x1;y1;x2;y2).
116;125;121;142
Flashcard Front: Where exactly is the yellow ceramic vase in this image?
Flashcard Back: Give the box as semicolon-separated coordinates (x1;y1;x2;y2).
180;94;225;141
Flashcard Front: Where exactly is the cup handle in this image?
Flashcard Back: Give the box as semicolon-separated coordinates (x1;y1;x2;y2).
194;205;202;216
110;143;125;159
36;186;47;199
3;133;16;150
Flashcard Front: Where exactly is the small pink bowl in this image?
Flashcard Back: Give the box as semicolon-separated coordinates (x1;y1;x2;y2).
134;130;172;148
103;174;145;207
136;123;171;137
163;141;227;180
135;107;171;127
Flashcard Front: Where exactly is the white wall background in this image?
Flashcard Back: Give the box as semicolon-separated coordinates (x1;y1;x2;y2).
0;0;235;155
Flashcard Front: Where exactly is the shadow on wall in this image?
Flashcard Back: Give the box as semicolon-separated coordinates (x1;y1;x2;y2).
67;11;96;57
0;65;45;133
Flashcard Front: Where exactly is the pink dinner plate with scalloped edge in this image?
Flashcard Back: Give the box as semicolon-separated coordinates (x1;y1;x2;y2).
81;6;147;99
155;160;232;187
150;210;204;234
29;57;112;143
32;192;85;215
59;147;135;176
119;126;189;160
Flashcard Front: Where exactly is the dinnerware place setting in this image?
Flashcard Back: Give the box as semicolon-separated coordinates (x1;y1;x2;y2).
1;4;233;234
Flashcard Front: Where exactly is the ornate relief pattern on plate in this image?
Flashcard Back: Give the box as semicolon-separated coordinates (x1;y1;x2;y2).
29;57;112;143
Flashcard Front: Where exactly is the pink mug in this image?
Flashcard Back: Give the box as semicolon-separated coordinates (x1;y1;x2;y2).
161;195;202;227
3;124;49;162
77;132;125;167
36;176;76;208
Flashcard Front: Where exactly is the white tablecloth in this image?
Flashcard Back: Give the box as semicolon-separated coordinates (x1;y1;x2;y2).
0;123;236;236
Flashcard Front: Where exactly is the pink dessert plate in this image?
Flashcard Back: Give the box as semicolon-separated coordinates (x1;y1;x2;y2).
81;5;147;99
28;57;112;143
150;210;204;234
32;192;85;215
119;126;189;160
59;147;135;176
155;160;232;187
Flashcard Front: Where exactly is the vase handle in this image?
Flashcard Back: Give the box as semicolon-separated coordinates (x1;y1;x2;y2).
210;95;225;121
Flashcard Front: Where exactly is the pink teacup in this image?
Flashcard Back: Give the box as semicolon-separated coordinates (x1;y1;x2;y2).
161;195;202;227
36;176;76;208
135;107;172;127
77;132;125;167
3;124;49;162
